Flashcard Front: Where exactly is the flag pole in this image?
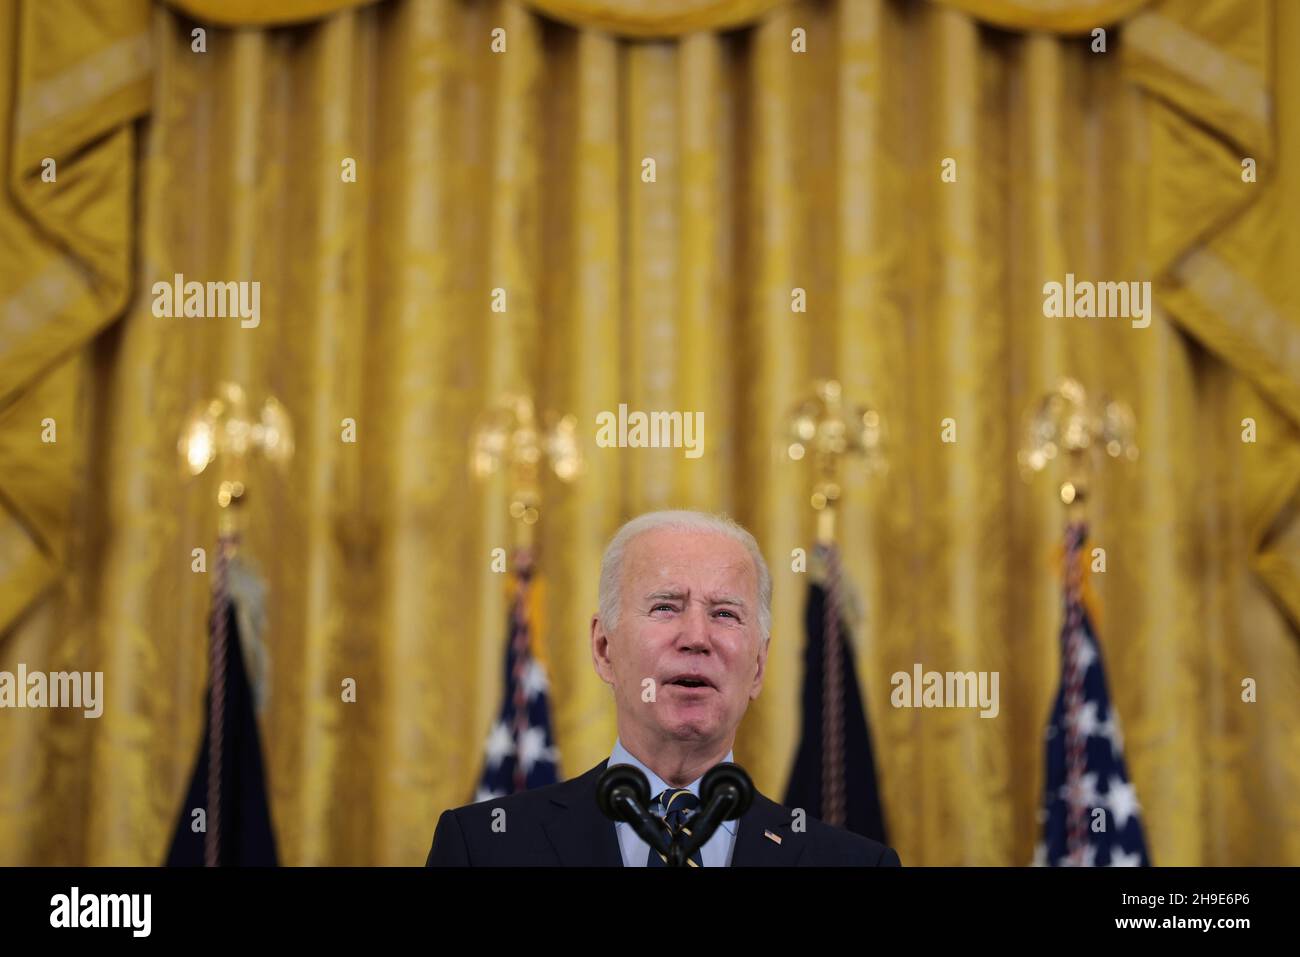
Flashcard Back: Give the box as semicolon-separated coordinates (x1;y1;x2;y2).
506;408;541;797
205;489;241;865
784;380;884;828
1021;378;1137;865
178;383;293;865
471;395;581;795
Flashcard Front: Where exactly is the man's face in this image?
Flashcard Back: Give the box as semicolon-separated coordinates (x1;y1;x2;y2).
591;527;768;751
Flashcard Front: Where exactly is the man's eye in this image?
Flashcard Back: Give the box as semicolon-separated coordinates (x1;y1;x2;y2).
651;603;675;613
716;609;738;620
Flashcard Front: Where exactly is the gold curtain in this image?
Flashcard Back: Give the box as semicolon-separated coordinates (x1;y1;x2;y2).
161;0;788;33
933;0;1153;33
1;0;1297;866
160;0;1157;34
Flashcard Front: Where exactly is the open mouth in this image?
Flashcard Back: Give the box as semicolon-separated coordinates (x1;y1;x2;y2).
666;676;714;690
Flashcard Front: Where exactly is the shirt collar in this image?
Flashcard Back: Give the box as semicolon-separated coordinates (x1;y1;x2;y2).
609;738;738;835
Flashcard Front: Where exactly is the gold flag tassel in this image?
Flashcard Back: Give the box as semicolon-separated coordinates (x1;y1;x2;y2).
1019;378;1138;624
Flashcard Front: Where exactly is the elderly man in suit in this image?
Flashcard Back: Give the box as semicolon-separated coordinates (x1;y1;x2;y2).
427;509;900;866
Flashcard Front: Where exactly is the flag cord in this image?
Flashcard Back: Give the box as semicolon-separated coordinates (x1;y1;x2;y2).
1062;521;1088;864
821;543;847;828
510;548;535;795
205;530;235;866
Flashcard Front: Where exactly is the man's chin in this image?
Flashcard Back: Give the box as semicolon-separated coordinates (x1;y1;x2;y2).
658;713;723;741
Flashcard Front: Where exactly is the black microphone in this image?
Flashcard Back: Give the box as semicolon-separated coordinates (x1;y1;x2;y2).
596;764;672;860
672;762;754;865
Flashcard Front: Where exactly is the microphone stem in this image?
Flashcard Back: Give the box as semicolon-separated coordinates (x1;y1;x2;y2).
675;789;737;861
613;792;672;858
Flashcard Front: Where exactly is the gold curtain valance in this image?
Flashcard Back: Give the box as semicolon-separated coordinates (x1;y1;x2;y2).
158;0;783;32
161;0;383;27
157;0;1154;35
515;0;787;37
933;0;1154;34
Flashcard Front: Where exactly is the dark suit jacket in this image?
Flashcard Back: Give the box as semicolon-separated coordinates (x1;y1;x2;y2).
426;759;901;866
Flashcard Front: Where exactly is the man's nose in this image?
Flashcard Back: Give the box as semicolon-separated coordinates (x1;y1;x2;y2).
676;602;713;650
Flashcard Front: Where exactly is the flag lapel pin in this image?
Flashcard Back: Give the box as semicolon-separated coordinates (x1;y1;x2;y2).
764;829;783;845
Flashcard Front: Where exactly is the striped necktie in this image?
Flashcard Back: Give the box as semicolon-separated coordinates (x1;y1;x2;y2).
647;788;704;867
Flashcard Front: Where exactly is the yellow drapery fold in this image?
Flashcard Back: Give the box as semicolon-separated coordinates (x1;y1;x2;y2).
0;0;149;631
517;0;788;37
1124;0;1300;636
0;0;151;864
933;0;1153;33
160;0;1159;35
162;0;384;27
2;0;1297;866
160;0;787;34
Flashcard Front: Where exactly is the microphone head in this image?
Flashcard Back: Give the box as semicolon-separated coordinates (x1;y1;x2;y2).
596;763;651;822
701;762;754;820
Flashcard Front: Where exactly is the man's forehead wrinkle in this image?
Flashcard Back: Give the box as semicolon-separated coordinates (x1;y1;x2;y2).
638;567;755;597
645;588;688;600
642;588;748;604
622;532;760;609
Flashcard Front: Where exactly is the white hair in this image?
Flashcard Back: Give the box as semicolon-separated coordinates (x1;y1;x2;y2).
597;510;772;643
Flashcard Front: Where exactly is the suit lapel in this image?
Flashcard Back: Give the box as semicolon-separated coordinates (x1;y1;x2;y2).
730;792;806;867
540;759;624;866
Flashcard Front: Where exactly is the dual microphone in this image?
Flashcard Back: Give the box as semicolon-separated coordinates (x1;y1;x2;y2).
596;761;754;867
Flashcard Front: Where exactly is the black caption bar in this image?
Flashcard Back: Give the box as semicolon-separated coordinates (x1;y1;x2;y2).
0;866;1287;944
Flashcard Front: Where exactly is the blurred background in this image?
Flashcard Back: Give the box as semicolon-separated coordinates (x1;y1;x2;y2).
0;0;1297;866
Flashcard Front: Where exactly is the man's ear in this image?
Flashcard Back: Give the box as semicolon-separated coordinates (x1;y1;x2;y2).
750;635;769;700
590;614;614;684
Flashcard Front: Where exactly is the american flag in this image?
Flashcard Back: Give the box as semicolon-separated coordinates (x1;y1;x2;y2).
1034;522;1150;867
475;556;559;801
